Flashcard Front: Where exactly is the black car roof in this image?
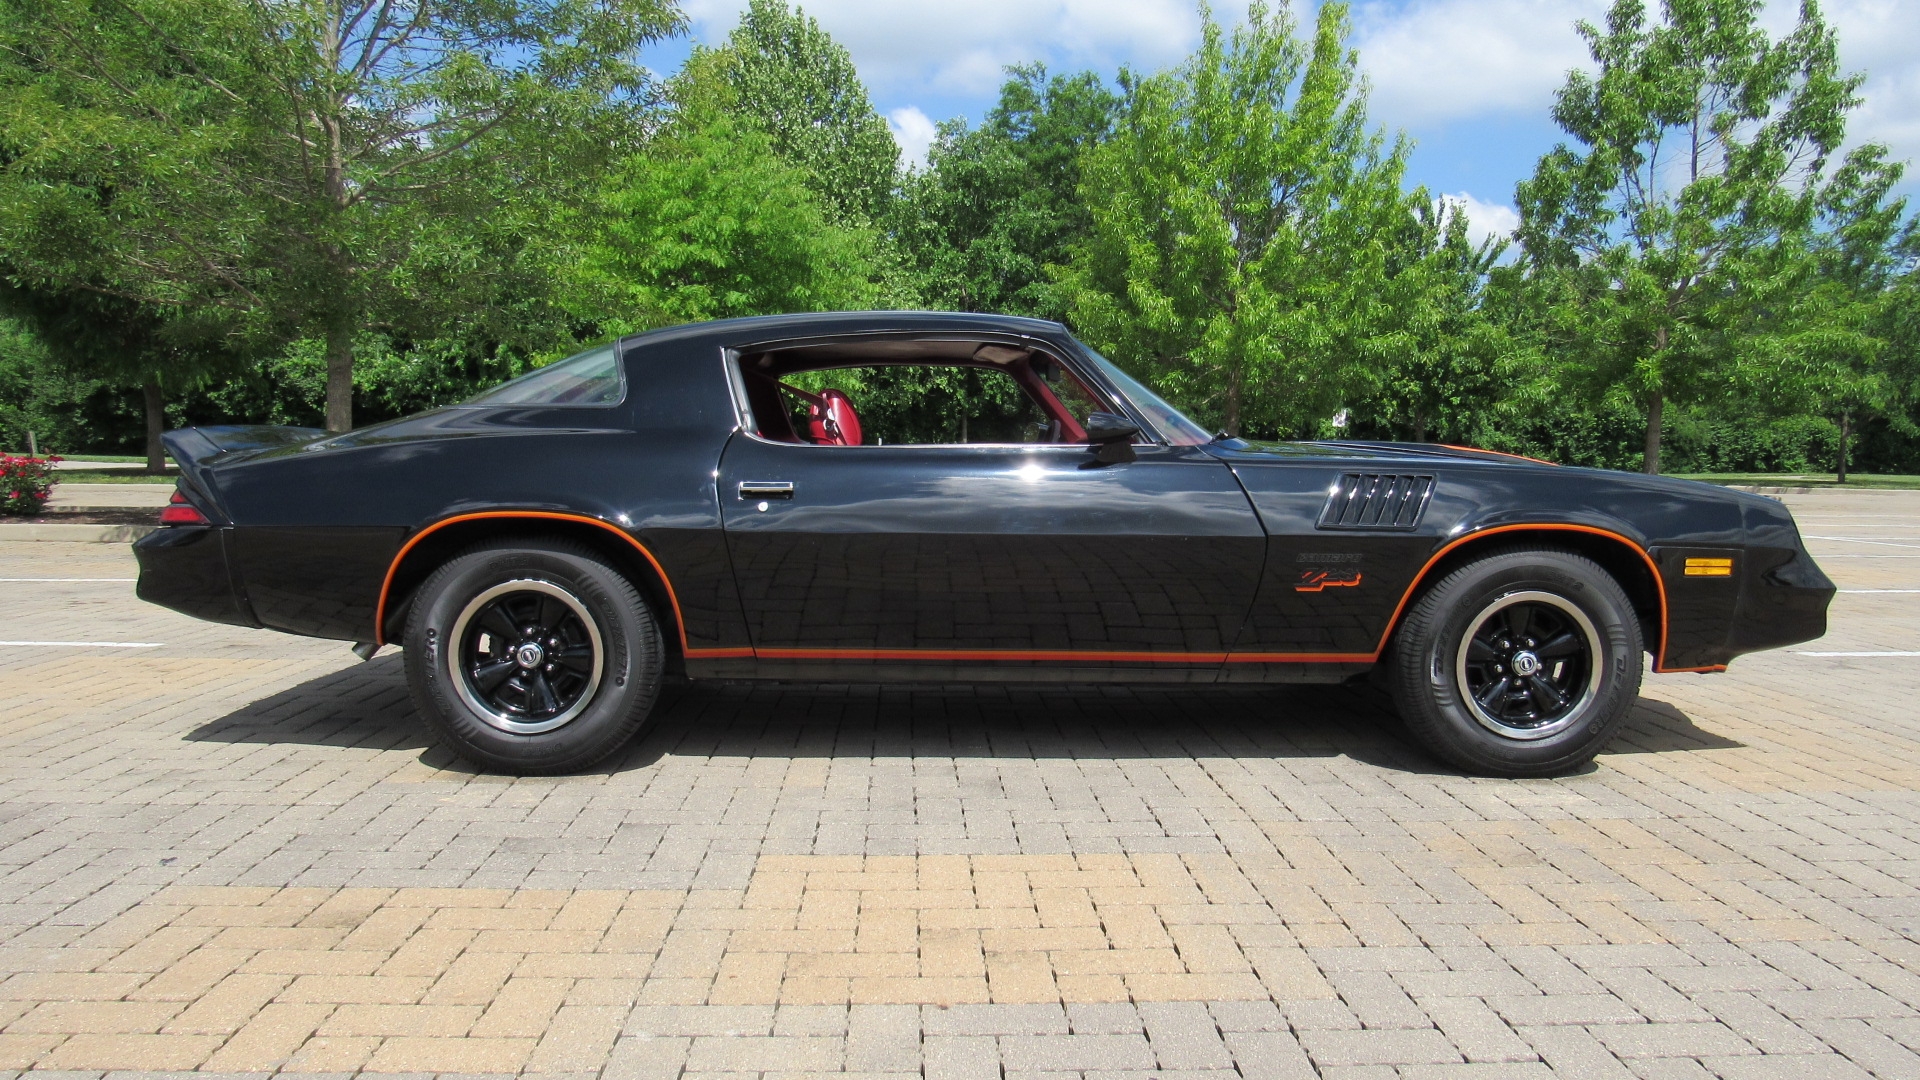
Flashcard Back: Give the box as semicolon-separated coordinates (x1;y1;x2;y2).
616;311;1070;350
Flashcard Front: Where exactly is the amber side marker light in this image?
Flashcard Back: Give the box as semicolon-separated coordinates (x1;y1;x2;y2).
159;491;208;525
1685;557;1734;577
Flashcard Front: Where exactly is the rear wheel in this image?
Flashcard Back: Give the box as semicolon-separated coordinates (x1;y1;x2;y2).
403;539;662;774
1386;548;1642;776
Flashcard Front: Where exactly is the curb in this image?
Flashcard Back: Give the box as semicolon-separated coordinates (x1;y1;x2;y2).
1720;485;1920;495
0;523;157;542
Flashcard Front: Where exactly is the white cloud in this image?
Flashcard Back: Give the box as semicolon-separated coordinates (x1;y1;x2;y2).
1808;0;1920;169
675;0;1918;195
1351;0;1606;127
1353;0;1920;180
1438;191;1520;246
888;106;939;170
679;0;1199;98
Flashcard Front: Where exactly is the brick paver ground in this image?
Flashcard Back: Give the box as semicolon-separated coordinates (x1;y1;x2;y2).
2;488;1918;1079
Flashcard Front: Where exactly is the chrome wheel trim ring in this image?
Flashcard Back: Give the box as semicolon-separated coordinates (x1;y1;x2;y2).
447;579;605;735
1453;589;1605;742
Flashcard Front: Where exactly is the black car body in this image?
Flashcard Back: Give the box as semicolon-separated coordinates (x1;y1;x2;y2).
135;312;1834;772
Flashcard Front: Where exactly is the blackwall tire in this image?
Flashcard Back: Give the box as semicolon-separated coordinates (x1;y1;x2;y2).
1386;547;1643;777
403;539;662;775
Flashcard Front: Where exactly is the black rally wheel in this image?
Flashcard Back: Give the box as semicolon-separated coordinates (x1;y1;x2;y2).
1385;547;1644;777
402;538;663;774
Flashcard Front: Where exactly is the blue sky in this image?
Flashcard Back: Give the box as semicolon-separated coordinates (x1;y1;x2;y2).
651;0;1920;243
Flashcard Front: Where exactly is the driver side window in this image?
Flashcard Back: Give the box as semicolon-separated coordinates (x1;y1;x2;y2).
781;365;1045;445
736;343;1117;447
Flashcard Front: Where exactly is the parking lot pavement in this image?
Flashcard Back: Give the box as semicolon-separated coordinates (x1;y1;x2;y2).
0;489;1917;1079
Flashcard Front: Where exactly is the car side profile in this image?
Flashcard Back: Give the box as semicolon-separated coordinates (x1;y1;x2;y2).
135;311;1835;776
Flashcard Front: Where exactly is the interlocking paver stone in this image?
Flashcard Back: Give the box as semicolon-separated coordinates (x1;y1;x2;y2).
3;489;1920;1076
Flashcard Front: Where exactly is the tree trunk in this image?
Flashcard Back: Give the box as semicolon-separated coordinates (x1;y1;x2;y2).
1223;368;1242;437
142;377;166;473
1838;412;1851;484
324;310;355;432
1643;390;1663;475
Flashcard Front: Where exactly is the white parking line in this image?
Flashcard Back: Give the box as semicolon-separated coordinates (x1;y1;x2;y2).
0;640;163;648
1805;536;1920;549
1840;589;1920;594
1794;651;1920;657
0;578;138;582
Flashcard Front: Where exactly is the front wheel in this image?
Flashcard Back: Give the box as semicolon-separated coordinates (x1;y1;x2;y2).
1385;548;1643;777
403;539;663;774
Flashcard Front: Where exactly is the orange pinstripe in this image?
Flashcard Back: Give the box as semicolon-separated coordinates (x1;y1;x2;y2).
375;517;1682;673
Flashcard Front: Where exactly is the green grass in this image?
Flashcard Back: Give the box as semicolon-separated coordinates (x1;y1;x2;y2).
54;470;179;484
1680;472;1920;490
6;452;152;462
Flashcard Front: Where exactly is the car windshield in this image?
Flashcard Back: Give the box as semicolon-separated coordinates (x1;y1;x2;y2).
1078;346;1211;445
465;343;625;406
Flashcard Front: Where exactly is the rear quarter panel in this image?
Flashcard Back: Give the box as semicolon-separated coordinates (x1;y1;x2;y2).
199;333;747;647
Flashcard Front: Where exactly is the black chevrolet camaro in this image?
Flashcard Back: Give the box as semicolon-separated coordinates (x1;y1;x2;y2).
136;312;1834;776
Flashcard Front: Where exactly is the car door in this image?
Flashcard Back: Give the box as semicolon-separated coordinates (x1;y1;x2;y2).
714;400;1267;682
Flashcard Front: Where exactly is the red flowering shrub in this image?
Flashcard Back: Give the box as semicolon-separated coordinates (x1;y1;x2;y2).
1;455;60;515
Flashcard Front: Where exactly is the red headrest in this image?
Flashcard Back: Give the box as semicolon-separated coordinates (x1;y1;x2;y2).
808;388;862;446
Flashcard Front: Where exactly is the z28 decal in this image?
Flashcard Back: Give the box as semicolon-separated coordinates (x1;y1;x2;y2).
1295;569;1364;592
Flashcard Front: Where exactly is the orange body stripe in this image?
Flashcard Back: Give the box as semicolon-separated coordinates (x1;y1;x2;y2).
376;516;1679;673
1437;444;1559;466
374;510;742;658
1367;523;1672;671
757;647;1228;663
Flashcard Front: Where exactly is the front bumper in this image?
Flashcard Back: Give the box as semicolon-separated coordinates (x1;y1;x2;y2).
1653;543;1833;670
1727;545;1834;655
133;526;259;628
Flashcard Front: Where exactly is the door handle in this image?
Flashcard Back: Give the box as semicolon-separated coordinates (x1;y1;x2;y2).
738;481;794;500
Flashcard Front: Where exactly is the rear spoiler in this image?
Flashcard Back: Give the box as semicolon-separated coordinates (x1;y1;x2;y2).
162;425;328;513
163;425;328;465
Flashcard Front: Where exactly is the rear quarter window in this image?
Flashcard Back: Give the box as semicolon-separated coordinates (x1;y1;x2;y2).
466;343;625;406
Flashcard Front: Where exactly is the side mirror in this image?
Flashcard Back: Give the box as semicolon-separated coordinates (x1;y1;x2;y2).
1084;412;1139;465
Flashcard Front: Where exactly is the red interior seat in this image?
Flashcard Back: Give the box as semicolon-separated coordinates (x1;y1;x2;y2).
808;389;862;446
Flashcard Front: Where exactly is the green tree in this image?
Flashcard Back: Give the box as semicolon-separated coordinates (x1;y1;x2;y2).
1361;200;1515;444
712;0;898;225
1515;0;1871;473
0;0;681;432
0;286;241;470
1779;149;1914;480
901;65;1116;318
564;103;880;332
1052;1;1414;436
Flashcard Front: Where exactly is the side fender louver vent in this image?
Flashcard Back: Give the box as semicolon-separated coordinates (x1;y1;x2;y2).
1318;473;1436;530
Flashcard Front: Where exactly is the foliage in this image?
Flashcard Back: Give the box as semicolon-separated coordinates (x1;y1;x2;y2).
0;319;114;455
0;0;682;431
1355;200;1516;443
899;65;1117;318
2;0;1917;476
565;105;881;333
1053;2;1416;436
0;453;58;515
1777;154;1916;477
1516;0;1873;473
711;0;899;225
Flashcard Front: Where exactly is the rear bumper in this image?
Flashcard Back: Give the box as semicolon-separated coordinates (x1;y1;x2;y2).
134;526;259;628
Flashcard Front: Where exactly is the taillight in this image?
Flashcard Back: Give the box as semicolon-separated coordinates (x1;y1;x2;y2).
159;490;209;525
